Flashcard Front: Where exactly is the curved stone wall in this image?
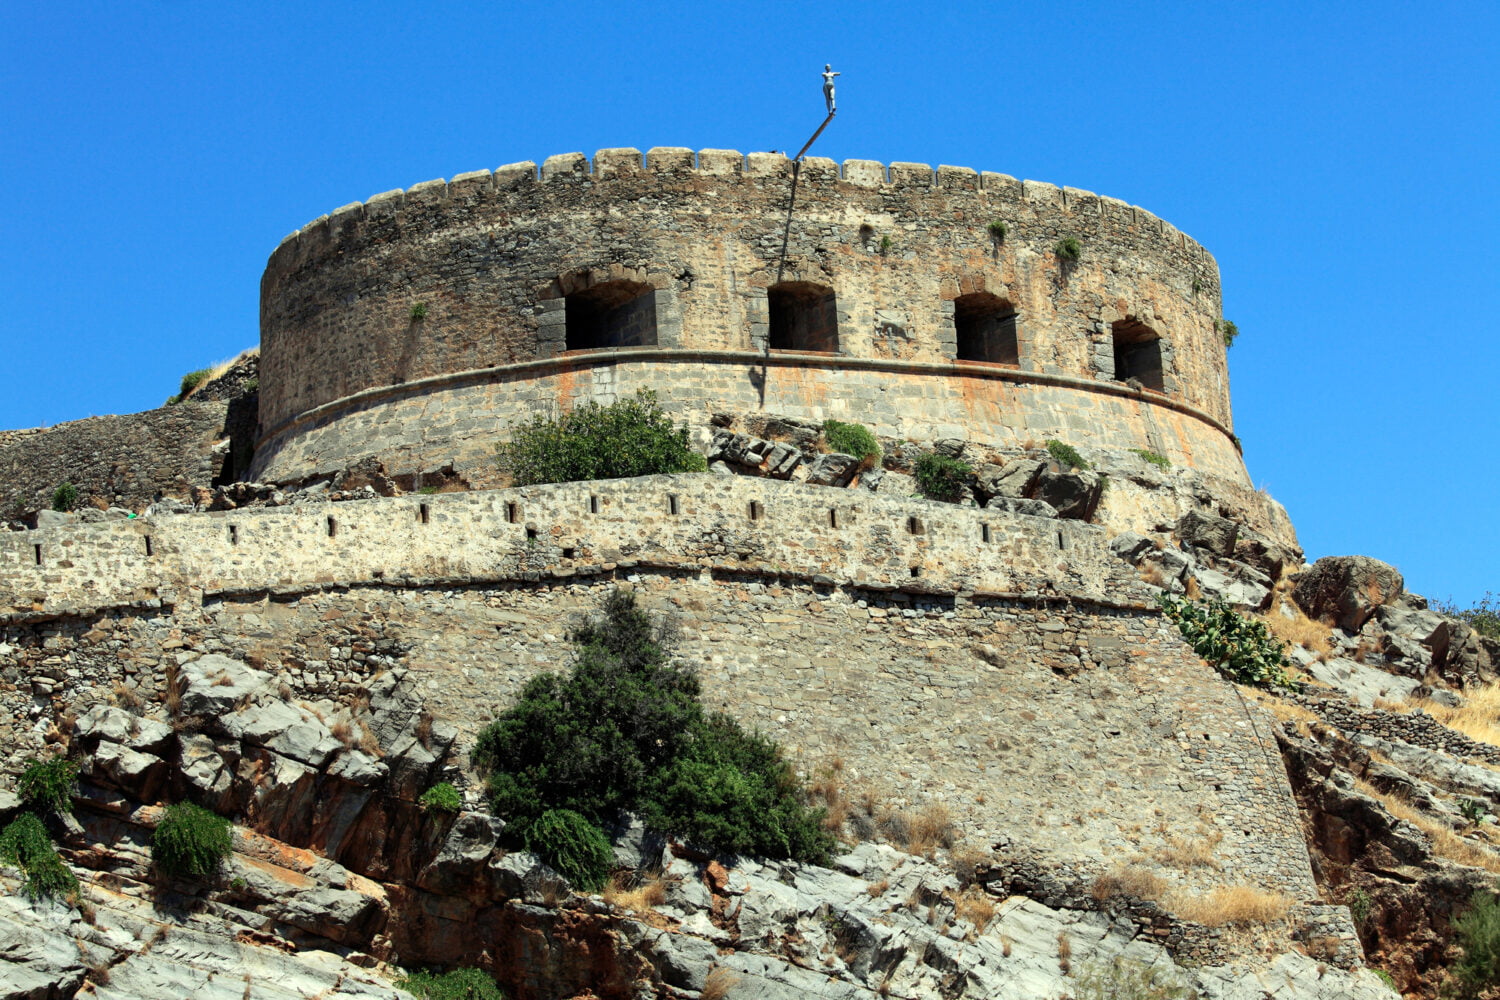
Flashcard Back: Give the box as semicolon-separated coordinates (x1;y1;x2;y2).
257;148;1240;484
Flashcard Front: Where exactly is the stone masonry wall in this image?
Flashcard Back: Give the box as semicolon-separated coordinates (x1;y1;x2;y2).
0;476;1316;901
0;400;232;517
256;148;1240;485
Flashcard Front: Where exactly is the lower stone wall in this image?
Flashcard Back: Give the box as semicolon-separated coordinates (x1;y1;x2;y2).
0;567;1316;902
249;353;1248;486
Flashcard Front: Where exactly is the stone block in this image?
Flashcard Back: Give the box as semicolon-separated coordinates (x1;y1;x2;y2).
494;161;538;187
647;147;694;171
841;159;884;187
593;148;644;176
1021;179;1062;207
541;153;587;181
936;165;978;191
697;149;743;175
888;162;933;186
746;152;791;177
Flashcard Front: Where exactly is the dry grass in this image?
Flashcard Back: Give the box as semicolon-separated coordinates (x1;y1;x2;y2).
163;663;182;715
701;966;741;1000
808;758;850;834
1091;864;1167;902
866;879;889;898
1155;830;1223;869
414;711;434;749
1250;691;1320;735
329;720;356;747
1416;680;1500;749
1355;777;1500;874
951;887;996;933
111;682;143;710
1170;885;1290;927
603;874;667;913
1056;931;1072;973
357;721;383;758
1183;575;1202;600
181;348;259;401
949;842;989;886
1258;593;1334;657
1138;563;1169;588
903;802;956;857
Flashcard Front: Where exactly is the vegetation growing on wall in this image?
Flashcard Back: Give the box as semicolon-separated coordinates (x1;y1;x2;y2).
822;419;881;463
396;967;504;1000
1129;448;1171;470
419;782;462;813
19;756;76;814
495;390;707;486
1158;595;1296;690
0;812;78;900
50;482;79;513
1054;237;1082;261
152;802;233;879
913;453;971;502
1045;440;1090;470
472;589;832;883
1436;592;1500;640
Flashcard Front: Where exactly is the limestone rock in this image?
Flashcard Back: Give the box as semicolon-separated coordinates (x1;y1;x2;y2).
1175;509;1239;558
983;496;1057;517
1031;465;1103;520
804;453;859;487
1293;556;1405;631
1108;531;1154;563
178;654;270;717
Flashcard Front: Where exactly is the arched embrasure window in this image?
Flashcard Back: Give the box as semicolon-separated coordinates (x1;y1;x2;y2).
1111;318;1164;392
565;280;657;351
768;282;839;352
954;292;1019;365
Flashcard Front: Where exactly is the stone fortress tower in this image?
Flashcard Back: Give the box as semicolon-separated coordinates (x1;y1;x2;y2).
255;147;1243;487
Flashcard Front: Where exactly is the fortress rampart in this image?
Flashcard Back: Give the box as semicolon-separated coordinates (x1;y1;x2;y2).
255;149;1242;486
0;477;1316;898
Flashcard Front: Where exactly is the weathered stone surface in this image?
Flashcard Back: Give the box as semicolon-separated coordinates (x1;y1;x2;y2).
1032;465;1103;520
1176;509;1239;557
1109;531;1155;563
1293;556;1404;631
179;654;269;717
983;496;1057;518
804;453;860;487
982;459;1043;499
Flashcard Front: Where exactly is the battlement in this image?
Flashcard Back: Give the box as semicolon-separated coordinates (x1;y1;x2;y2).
271;148;1210;265
0;476;1150;623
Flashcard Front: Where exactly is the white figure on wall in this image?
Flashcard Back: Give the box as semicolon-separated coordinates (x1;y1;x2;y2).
822;64;841;114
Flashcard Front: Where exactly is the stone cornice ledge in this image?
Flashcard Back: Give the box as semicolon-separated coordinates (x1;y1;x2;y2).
257;348;1241;454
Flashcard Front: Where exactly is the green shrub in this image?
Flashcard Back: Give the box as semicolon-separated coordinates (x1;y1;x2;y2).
0;813;78;901
50;482;79;513
878;234;894;254
1460;797;1489;825
822;420;880;462
913;453;971;503
1436;593;1500;641
1347;886;1371;927
396;967;504;1000
1129;448;1171;470
152;802;233;879
420;782;462;813
519;808;614;891
1071;956;1190;1000
1045;439;1089;470
1219;319;1239;348
244;376;259;393
1453;892;1500;997
1373;968;1396;991
410;302;429;322
178;368;211;398
1158;595;1296;690
986;219;1008;239
1054;237;1081;261
473;589;831;865
18;756;76;814
495;390;707;486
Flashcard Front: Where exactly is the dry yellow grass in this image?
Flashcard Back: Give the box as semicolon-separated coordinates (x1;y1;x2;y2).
180;348;260;401
603;875;667;913
906;802;955;856
1155;830;1223;868
1415;680;1500;749
1258;592;1334;657
1355;777;1500;874
1091;864;1167;902
951;887;996;932
1170;886;1290;926
701;966;740;1000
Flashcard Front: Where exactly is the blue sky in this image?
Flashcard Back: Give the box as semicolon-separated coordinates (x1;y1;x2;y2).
1;1;1496;606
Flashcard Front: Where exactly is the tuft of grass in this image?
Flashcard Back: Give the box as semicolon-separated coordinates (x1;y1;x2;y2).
986;219;1008;239
952;886;995;933
1045;439;1089;470
1416;680;1500;749
419;782;462;813
1054;237;1081;262
1219;319;1239;348
1129;448;1171;470
1092;864;1167;902
701;967;741;1000
603;873;667;912
1355;777;1500;874
878;234;894;254
410;302;429;322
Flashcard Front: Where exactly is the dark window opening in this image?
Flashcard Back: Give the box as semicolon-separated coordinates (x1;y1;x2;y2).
144;536;153;557
327;516;337;538
526;527;539;541
229;525;238;546
506;502;520;524
565;280;657;351
954;293;1019;364
829;509;839;528
419;503;430;524
910;566;922;578
768;282;839;352
749;501;764;521
589;495;600;514
1111;319;1165;392
981;523;991;543
907;516;923;535
668;495;680;515
33;544;41;566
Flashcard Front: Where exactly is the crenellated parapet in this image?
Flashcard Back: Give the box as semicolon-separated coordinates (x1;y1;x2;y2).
256;148;1240;488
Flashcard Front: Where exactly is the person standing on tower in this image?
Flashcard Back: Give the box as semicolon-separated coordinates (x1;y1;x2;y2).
822;64;841;114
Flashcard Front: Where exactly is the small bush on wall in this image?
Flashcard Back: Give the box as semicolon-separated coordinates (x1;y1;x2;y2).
50;482;79;513
1158;595;1296;690
496;389;707;486
18;756;76;814
1046;440;1090;470
913;453;971;502
822;419;881;462
152;802;233;879
0;813;78;901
